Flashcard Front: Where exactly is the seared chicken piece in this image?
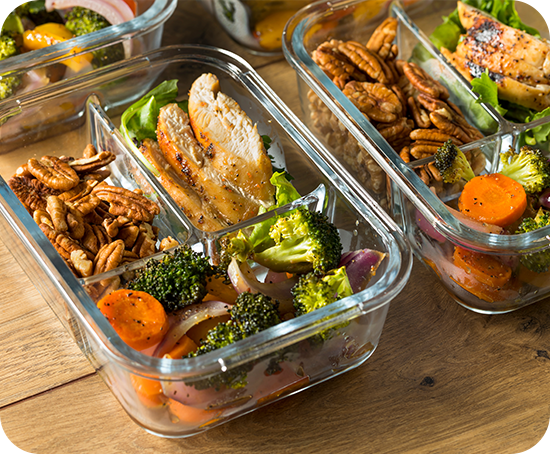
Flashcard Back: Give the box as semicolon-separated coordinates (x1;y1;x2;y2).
455;36;550;86
188;73;275;209
441;47;550;111
457;1;550;74
139;139;227;232
157;103;261;226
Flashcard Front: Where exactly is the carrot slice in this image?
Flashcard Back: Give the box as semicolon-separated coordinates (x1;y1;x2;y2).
458;174;526;228
131;374;164;408
97;289;169;351
166;398;221;425
165;335;198;359
453;247;512;288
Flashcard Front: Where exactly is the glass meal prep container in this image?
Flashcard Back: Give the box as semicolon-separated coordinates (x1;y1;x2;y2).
284;0;550;314
0;0;177;147
0;45;412;437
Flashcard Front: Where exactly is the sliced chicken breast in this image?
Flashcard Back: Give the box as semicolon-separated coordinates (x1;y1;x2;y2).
441;47;550;111
457;1;550;74
188;73;275;208
157;103;260;226
139;139;227;232
456;36;549;86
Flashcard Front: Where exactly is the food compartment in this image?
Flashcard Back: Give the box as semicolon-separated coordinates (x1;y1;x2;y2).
284;0;501;211
0;0;177;149
394;0;550;126
0;45;412;437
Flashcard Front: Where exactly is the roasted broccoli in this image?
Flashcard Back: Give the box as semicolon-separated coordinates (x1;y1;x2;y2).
499;146;550;194
64;7;124;68
292;266;353;317
15;1;64;26
516;208;550;273
127;245;215;312
187;292;281;390
434;140;476;184
251;207;342;274
0;34;22;100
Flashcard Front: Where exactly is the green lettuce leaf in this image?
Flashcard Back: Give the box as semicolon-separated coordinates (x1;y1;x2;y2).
524;107;550;145
470;71;508;116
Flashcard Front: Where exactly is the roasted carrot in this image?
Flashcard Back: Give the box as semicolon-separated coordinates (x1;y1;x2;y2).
131;374;164;408
97;289;169;351
165;335;198;359
166;398;221;425
453;247;512;289
458;174;527;228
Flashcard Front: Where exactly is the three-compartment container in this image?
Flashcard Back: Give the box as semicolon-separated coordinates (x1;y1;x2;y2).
284;0;550;313
0;45;412;437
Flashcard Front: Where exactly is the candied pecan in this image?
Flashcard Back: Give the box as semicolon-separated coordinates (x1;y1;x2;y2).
46;195;68;232
366;17;398;60
33;210;53;229
82;223;99;255
27;156;79;191
92;183;160;222
69;150;115;174
410;129;463;145
160;236;179;251
399;146;411;163
343;81;402;123
83;144;98;159
8;176;47;213
116;225;140;249
312;40;366;88
338;41;388;84
70;250;93;278
93;240;125;275
407;96;431;129
82;169;111;182
377;117;411;143
403;62;447;99
429;112;473;144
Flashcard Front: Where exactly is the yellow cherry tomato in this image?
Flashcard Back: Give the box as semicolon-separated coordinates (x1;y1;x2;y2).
23;23;93;73
253;10;297;51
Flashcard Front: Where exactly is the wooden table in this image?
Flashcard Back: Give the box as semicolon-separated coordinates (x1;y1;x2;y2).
1;1;550;453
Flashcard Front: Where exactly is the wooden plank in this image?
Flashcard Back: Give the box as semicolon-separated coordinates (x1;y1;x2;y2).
0;239;94;407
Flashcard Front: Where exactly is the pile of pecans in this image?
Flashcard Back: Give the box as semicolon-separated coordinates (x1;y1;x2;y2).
8;144;178;278
308;17;486;203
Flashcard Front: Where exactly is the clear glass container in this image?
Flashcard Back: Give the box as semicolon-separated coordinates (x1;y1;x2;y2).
284;0;550;313
0;45;412;437
0;0;176;145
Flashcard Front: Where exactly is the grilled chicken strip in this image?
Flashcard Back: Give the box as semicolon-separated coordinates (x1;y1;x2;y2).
157;103;261;226
441;47;550;111
457;1;550;74
139;139;227;232
455;36;550;86
188;73;275;209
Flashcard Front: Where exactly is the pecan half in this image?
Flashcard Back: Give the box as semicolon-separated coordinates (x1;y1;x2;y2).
366;17;398;60
69;150;115;174
403;62;448;99
407;96;431;129
160;236;179;251
93;240;125;275
92;183;160;223
399;146;411;163
33;210;53;228
116;224;139;249
46;195;68;232
70;250;93;278
27;156;80;191
343;81;402;123
312;40;366;88
82;223;99;255
338;41;388;84
8;176;47;213
410;129;463;145
83;144;98;159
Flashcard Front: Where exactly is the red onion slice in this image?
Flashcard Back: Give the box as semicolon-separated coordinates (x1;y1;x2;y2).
153;300;231;357
227;258;297;314
339;249;386;293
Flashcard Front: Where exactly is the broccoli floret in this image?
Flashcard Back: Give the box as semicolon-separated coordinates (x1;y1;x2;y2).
127;245;215;312
0;34;22;100
64;7;125;68
434;140;476;184
292;266;353;317
188;292;282;390
516;208;550;273
252;207;342;274
16;1;64;26
499;146;550;194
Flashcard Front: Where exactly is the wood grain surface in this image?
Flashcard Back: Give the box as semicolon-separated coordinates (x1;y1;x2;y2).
1;1;550;453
